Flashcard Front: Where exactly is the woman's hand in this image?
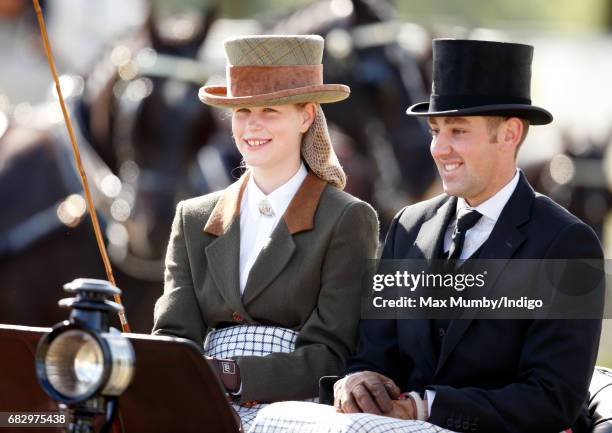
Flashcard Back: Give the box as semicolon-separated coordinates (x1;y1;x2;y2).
205;356;241;393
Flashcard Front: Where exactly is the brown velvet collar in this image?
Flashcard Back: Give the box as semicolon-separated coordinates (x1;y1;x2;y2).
203;171;327;236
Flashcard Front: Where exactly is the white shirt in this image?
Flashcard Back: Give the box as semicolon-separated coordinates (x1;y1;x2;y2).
426;169;520;416
442;169;520;259
238;163;307;294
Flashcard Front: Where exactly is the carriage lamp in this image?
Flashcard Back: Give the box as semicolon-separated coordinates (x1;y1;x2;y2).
35;279;135;431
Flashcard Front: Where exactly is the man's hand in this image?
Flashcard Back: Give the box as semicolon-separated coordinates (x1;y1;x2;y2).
385;399;417;420
333;371;401;415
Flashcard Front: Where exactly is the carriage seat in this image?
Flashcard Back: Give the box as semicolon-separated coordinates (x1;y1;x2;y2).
319;366;612;432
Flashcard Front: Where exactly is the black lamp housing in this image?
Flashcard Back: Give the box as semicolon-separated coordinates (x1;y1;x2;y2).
35;279;134;432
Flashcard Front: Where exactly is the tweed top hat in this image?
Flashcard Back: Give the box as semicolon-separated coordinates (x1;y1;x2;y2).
200;35;348;189
406;39;553;125
198;35;350;107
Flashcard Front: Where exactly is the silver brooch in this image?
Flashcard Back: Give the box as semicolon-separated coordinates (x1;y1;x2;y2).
258;198;275;217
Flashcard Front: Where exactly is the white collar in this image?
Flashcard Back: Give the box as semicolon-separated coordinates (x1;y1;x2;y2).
246;162;307;217
456;169;520;222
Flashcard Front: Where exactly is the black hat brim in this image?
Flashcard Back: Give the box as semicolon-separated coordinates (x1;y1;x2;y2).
406;102;553;125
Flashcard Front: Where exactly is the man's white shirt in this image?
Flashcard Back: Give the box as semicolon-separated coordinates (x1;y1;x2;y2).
442;169;520;258
427;169;520;416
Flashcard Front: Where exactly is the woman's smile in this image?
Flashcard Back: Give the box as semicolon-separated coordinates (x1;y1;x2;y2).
243;138;272;149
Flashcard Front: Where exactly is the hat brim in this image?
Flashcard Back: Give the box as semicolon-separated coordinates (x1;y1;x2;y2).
406;102;553;125
199;84;350;108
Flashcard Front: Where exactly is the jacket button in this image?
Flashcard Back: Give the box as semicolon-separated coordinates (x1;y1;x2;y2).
439;328;446;337
232;312;244;322
454;417;463;430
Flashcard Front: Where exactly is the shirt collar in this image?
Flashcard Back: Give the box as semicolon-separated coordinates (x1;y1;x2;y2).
246;162;308;217
457;169;520;222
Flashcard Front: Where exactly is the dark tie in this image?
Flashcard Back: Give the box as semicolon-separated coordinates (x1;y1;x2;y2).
447;209;482;261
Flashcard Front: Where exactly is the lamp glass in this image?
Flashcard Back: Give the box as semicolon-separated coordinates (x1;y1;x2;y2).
45;330;104;398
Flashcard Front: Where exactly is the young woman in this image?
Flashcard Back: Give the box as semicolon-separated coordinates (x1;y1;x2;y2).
152;34;379;427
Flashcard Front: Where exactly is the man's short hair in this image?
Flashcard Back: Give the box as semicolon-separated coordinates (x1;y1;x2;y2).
486;116;530;157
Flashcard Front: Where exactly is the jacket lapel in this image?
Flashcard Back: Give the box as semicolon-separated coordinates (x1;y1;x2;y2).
241;221;296;306
436;172;534;374
242;172;327;306
411;196;457;259
203;171;327;310
204;219;249;319
407;196;456;373
203;173;250;319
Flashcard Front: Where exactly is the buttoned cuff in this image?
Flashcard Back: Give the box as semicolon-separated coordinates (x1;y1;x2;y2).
407;391;429;421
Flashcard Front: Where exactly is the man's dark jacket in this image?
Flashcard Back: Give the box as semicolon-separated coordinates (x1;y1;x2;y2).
348;172;603;433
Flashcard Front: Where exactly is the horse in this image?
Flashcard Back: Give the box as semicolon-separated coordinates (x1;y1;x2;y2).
0;3;230;332
1;0;437;332
270;0;438;228
523;128;612;240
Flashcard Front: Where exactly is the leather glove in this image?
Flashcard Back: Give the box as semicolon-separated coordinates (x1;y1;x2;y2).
206;356;241;394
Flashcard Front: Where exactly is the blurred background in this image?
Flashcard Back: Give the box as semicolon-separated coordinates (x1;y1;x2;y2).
0;0;610;367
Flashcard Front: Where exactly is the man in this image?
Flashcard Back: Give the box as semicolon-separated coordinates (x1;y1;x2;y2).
334;39;603;433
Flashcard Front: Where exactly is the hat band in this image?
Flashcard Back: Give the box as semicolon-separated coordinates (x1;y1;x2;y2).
228;64;323;98
430;94;532;112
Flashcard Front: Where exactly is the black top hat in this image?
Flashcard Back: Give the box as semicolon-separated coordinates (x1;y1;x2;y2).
406;39;553;125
